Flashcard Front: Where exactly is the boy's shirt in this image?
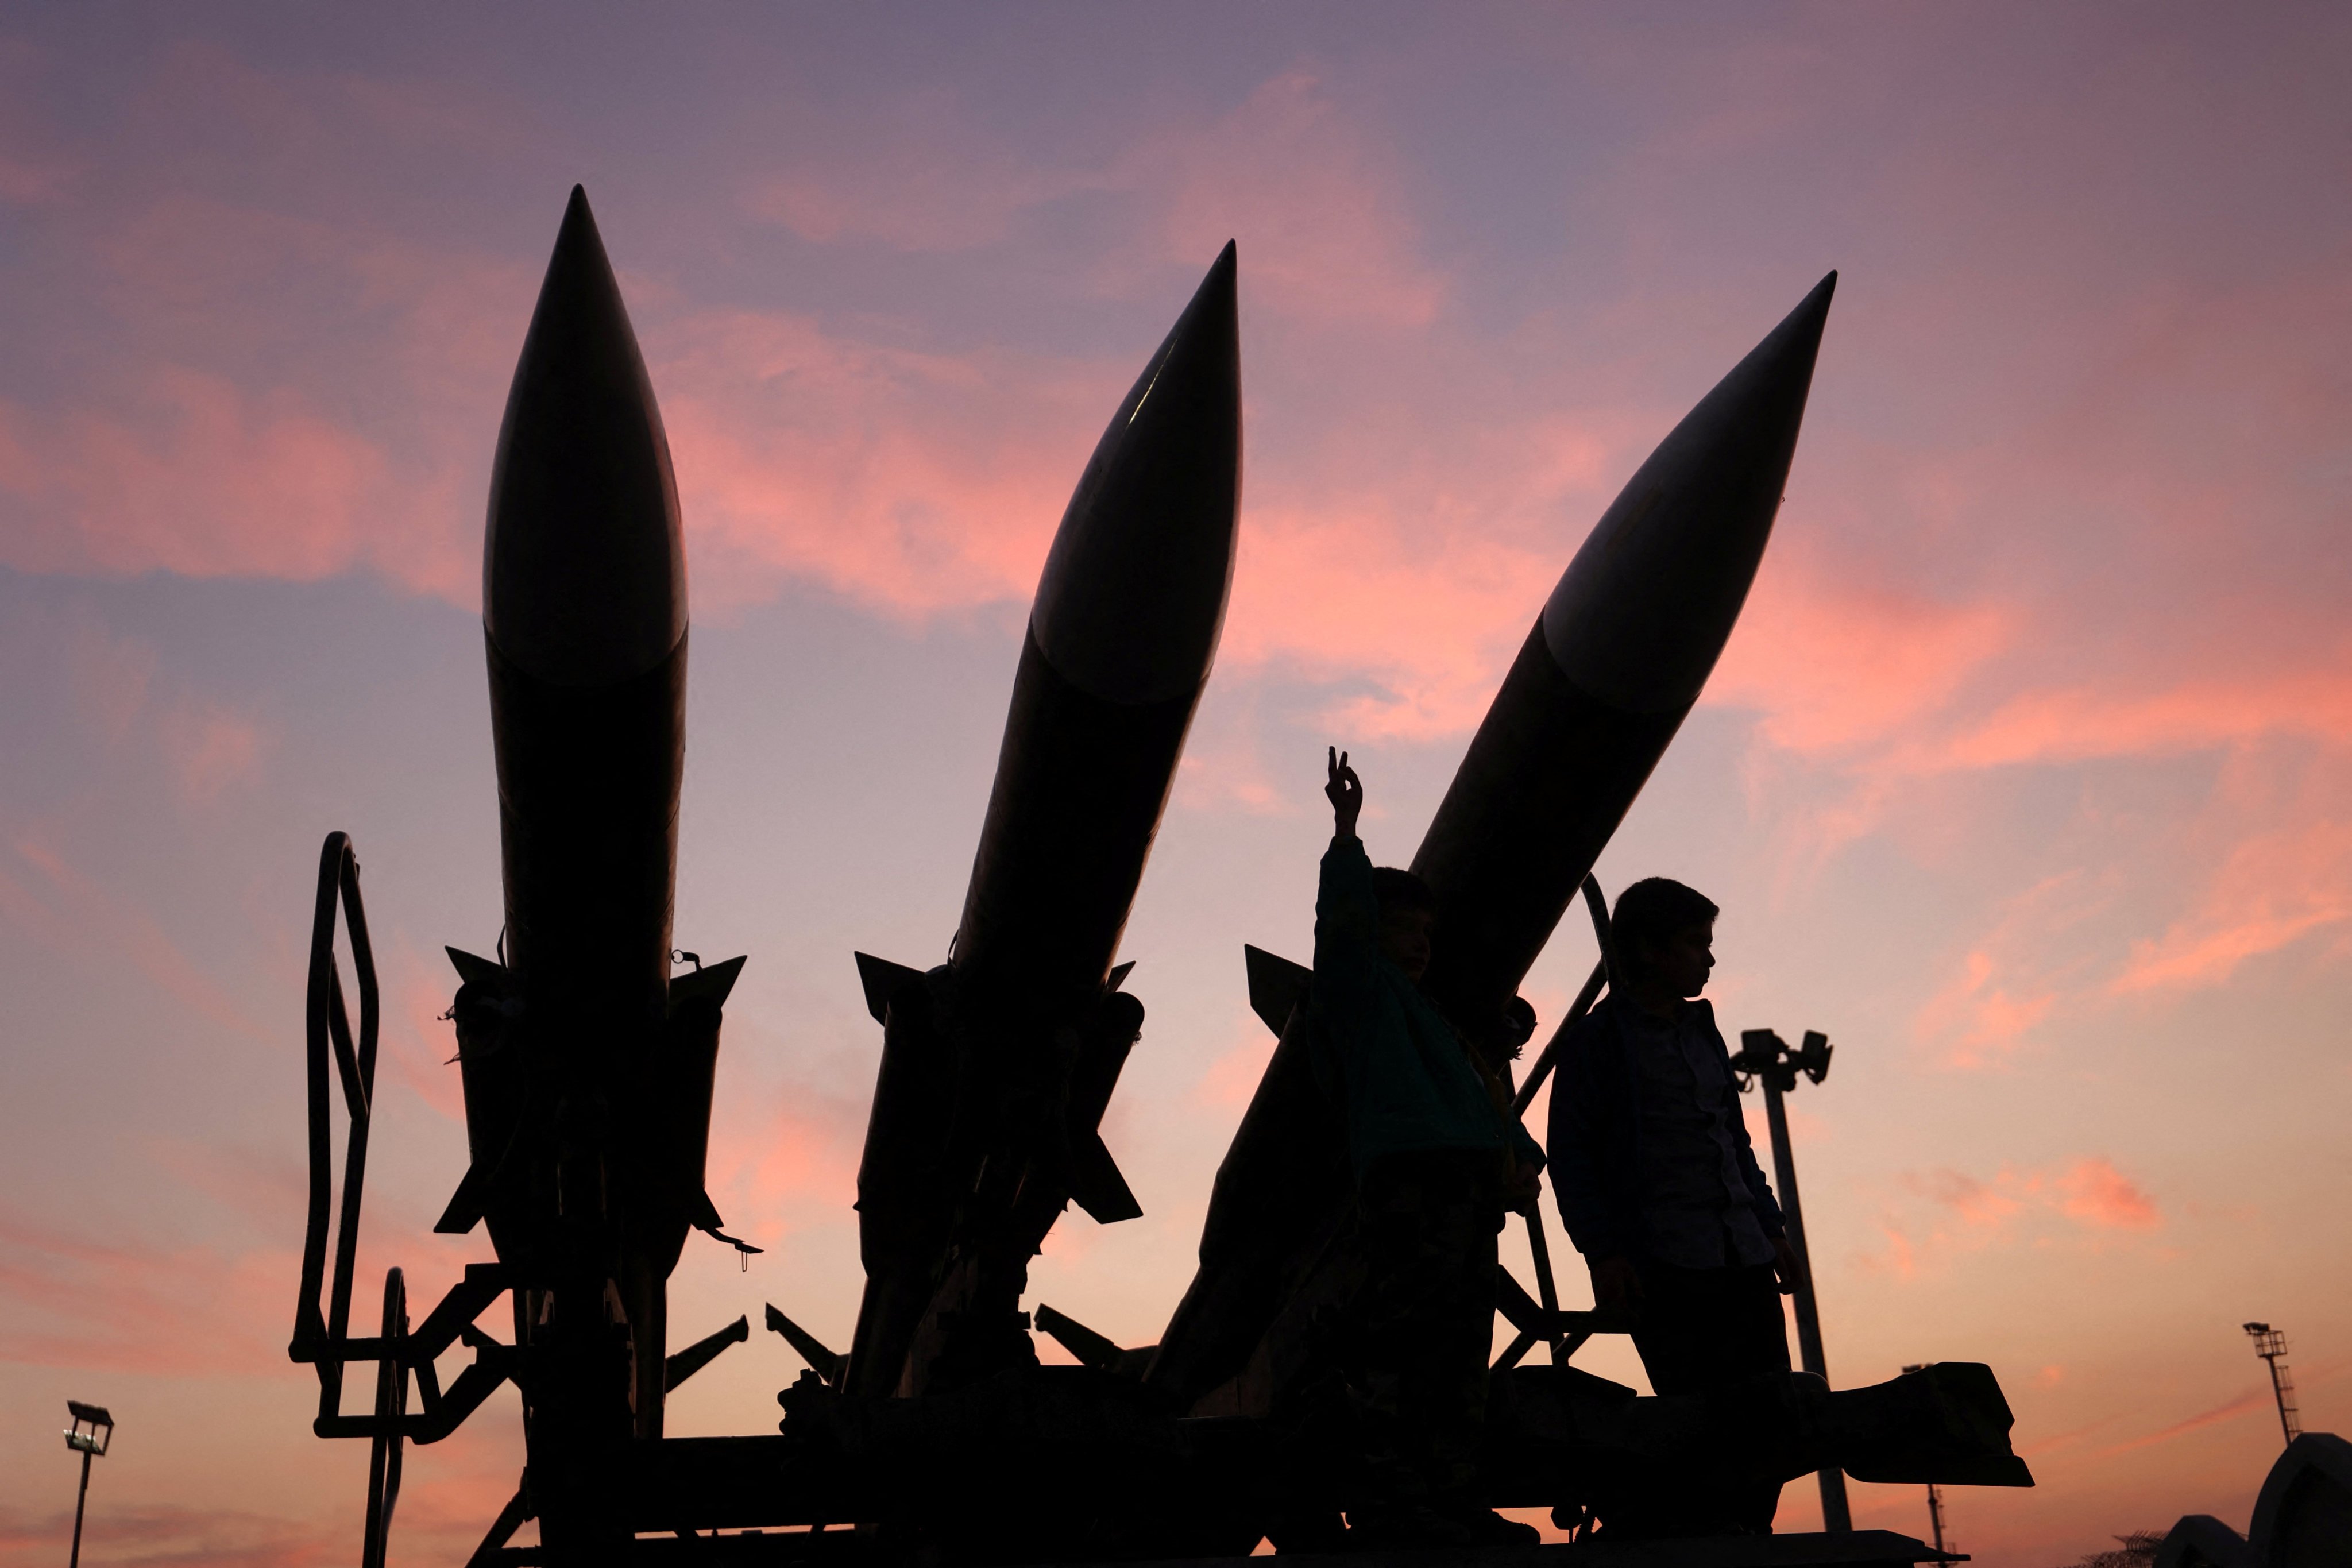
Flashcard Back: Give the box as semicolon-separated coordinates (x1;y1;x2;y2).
1627;1006;1776;1269
1308;833;1544;1181
1547;992;1785;1265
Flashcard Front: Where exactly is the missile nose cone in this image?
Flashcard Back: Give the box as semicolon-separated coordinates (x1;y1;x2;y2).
1540;271;1835;713
485;185;686;686
1030;242;1241;705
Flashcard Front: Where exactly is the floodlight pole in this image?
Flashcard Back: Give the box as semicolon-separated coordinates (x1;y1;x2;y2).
69;1447;92;1568
2244;1323;2302;1447
1736;1028;1851;1533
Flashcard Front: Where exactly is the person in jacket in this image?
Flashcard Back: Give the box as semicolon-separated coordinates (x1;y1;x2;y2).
1546;876;1801;1532
1312;748;1544;1548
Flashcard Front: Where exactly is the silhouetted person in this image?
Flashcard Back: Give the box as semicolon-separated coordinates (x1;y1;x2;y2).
1547;878;1799;1534
1312;748;1544;1548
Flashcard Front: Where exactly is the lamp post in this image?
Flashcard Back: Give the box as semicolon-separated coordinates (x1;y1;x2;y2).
1732;1028;1849;1532
63;1401;114;1568
2243;1323;2301;1447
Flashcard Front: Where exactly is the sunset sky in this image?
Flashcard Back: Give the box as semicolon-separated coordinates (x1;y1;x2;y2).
2;6;2349;1565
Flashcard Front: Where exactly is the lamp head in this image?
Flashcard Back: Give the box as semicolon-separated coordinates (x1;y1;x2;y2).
64;1401;113;1457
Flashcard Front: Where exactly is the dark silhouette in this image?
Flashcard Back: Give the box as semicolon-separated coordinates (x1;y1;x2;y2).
1311;750;1544;1548
842;241;1241;1401
285;205;2048;1562
1549;876;1801;1533
1150;274;1838;1419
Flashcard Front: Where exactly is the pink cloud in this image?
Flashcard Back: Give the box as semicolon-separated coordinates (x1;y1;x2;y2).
739;67;1446;331
1859;1155;2161;1277
64;611;158;744
0;1501;341;1568
1919;670;2352;776
2111;816;2352;992
746;102;1111;253
159;698;265;804
0;1205;299;1377
2091;1387;2272;1460
1707;549;2015;758
1913;873;2102;1067
702;1077;866;1250
1142;70;1446;329
0;370;388;581
2;833;264;1043
2054;1157;2161;1233
1912;947;2059;1068
657;308;1104;622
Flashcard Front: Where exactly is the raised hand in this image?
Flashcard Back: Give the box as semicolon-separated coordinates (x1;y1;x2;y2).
1325;746;1363;838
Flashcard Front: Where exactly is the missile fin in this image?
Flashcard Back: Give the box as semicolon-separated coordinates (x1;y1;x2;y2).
669;953;745;1010
662;1314;749;1393
764;1302;846;1385
1068;1131;1143;1225
1033;1303;1129;1373
853;952;929;1026
1106;960;1136;992
445;946;509;988
432;1160;495;1235
1243;944;1311;1038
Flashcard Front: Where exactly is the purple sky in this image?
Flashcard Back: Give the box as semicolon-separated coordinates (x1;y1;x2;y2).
2;6;2349;1564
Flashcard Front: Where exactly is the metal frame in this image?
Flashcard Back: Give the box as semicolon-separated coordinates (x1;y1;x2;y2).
1494;874;1624;1373
287;833;518;1563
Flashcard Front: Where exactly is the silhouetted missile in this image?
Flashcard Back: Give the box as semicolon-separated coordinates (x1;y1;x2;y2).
845;245;1241;1399
1413;272;1835;1048
431;192;747;1535
484;183;688;1042
1149;276;1833;1416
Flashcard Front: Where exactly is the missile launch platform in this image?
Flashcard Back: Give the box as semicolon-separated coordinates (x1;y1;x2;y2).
287;188;2029;1568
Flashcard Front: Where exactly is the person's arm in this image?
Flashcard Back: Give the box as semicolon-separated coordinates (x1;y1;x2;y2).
1546;1011;1633;1259
1311;750;1380;1066
1550;1007;1646;1321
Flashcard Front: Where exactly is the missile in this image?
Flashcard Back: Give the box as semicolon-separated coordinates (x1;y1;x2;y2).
482;183;688;1044
1148;275;1835;1415
430;188;746;1553
844;245;1241;1398
1415;272;1836;1046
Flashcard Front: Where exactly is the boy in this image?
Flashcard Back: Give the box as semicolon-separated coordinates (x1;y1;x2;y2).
1312;749;1543;1547
1547;877;1801;1533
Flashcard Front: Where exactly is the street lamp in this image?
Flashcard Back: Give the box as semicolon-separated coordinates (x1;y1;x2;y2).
1731;1027;1849;1532
63;1400;114;1568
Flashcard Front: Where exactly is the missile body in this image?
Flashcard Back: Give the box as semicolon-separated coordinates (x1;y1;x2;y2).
1415;273;1836;1048
437;188;743;1553
1148;276;1835;1415
483;186;688;1070
845;247;1241;1399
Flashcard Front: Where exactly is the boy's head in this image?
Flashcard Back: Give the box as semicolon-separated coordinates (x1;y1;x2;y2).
1372;867;1436;980
1612;877;1719;999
